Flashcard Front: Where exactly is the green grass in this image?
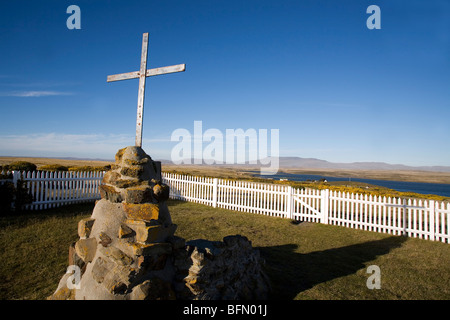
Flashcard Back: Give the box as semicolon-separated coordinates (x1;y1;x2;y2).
1;200;449;300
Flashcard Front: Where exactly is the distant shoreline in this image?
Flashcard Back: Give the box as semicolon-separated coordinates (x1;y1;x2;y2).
163;164;450;185
277;168;450;185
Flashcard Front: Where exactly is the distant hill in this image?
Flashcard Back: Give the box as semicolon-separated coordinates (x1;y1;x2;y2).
275;157;450;172
7;155;448;173
162;157;450;173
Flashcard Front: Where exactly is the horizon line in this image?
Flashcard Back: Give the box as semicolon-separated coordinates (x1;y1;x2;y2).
1;154;450;170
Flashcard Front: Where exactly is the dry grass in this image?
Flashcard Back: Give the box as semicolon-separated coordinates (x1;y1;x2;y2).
0;204;93;299
1;200;449;300
170;200;450;300
0;156;113;169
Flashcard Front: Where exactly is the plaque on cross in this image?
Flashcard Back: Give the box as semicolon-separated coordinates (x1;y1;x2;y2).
107;33;186;147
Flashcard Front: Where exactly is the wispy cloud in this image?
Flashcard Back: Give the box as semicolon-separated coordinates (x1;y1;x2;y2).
0;133;130;159
0;90;73;97
0;133;171;160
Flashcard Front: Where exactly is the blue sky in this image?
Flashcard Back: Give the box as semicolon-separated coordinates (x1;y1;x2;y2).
0;0;449;166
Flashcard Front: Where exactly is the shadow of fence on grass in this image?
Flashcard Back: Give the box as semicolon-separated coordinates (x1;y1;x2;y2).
258;235;407;299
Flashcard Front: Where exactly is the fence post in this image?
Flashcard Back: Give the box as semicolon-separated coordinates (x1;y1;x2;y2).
321;189;329;224
12;170;20;188
429;200;435;241
212;178;218;208
402;198;407;236
10;171;22;211
286;186;293;219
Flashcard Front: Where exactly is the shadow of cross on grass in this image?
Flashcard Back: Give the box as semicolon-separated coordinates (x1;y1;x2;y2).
258;235;407;299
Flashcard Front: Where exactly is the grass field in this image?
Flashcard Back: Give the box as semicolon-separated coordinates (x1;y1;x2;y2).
0;156;113;169
1;200;449;300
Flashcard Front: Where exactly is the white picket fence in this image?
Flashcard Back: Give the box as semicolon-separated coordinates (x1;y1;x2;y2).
1;170;104;210
162;173;450;243
1;170;449;243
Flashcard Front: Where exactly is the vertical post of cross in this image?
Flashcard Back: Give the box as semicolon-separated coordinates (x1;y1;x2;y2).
136;33;149;147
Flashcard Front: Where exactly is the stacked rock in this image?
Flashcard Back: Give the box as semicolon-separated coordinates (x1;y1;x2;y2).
49;146;178;300
49;146;271;300
173;235;271;300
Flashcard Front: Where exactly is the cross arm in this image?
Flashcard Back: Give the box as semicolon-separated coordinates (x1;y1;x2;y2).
107;64;186;82
146;64;185;77
107;71;140;82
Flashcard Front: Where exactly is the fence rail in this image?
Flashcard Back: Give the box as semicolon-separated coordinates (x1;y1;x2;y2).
1;170;449;243
1;170;104;210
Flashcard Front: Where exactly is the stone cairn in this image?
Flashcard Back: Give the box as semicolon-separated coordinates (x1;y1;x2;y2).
49;146;270;300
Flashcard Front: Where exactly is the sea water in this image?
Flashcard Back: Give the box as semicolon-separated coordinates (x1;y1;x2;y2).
254;173;450;197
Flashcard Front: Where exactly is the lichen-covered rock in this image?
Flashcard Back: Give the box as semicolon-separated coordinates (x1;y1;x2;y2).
153;183;170;201
47;273;76;300
124;185;154;204
78;218;95;239
74;238;97;263
49;146;177;300
99;184;123;203
48;146;270;300
100;146;167;205
172;235;271;300
122;203;161;222
68;242;85;272
129;278;176;300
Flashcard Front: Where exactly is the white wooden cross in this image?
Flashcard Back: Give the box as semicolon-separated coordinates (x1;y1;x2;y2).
107;33;186;147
